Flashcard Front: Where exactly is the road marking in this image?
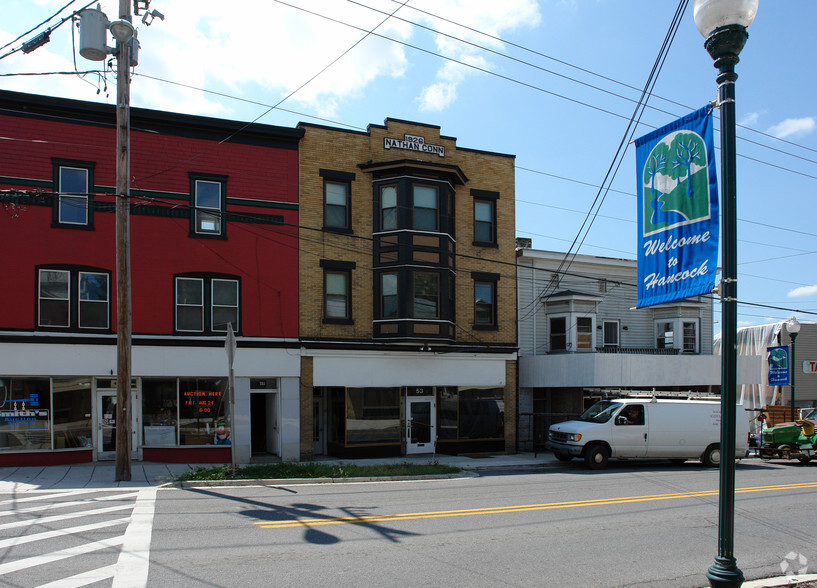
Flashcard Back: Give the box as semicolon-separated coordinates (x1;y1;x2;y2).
0;535;125;575
0;503;133;532
112;487;157;588
0;491;138;518
0;517;130;550
0;489;99;507
254;481;817;529
36;564;117;588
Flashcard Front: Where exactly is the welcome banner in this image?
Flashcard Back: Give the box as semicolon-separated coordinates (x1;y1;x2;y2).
635;105;719;308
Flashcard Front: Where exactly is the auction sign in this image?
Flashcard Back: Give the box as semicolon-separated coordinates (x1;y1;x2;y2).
635;105;719;308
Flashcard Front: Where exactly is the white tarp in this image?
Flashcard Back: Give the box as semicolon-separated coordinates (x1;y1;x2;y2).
714;321;782;412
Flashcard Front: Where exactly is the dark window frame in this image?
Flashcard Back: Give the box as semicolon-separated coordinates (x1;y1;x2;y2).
320;169;354;233
412;271;440;319
412;183;439;231
320;260;355;324
52;160;95;229
471;189;499;247
472;271;499;330
189;173;227;239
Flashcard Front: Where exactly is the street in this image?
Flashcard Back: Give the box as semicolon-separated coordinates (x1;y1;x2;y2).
0;459;814;587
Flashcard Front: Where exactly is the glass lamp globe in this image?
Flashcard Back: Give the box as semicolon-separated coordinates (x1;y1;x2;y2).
786;316;801;335
693;0;758;38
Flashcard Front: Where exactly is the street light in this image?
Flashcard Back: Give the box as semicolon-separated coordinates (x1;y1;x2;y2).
786;316;801;421
693;1;758;587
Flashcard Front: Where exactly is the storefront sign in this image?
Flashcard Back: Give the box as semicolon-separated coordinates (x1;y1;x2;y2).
635;105;718;308
804;360;817;374
0;395;49;428
182;389;222;416
384;134;445;157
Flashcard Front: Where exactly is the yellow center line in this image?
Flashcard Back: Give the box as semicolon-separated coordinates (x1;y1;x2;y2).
254;481;817;529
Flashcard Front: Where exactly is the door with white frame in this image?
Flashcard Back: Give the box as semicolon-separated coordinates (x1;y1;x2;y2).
95;383;137;461
96;389;118;460
405;396;436;454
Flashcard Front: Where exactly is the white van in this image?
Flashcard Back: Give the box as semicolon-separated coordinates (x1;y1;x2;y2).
546;398;749;469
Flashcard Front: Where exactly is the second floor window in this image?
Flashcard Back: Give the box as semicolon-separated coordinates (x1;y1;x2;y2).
324;270;350;320
474;281;496;326
53;162;94;228
381;273;398;318
413;272;439;318
38;268;109;330
176;276;238;333
577;317;593;350
603;320;620;347
550;317;567;351
683;321;698;354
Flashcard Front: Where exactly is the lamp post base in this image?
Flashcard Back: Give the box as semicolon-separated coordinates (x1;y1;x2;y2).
707;557;744;588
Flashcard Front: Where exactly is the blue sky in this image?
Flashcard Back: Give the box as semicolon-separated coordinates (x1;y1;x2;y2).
2;0;815;332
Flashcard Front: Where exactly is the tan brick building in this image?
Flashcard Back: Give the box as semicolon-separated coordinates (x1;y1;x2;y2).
298;119;517;459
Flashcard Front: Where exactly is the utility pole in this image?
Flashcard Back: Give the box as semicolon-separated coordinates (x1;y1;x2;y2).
114;0;133;482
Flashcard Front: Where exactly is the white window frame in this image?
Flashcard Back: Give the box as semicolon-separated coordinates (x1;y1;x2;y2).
38;269;70;327
78;271;109;329
211;279;239;332
58;166;89;225
682;320;699;354
194;180;222;235
176;277;204;332
575;316;595;351
549;313;596;352
549;315;568;352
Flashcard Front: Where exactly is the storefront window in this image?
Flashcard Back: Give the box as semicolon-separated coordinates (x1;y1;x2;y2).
53;378;92;449
437;387;458;440
178;378;227;445
0;378;51;451
458;387;504;440
142;379;178;446
346;387;400;445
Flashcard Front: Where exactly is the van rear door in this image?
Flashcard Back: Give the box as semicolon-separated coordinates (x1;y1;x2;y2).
612;404;648;457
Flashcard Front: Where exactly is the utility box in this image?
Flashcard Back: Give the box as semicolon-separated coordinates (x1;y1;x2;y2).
79;8;109;61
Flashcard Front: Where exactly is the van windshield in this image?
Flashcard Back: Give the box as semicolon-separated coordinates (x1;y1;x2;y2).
579;401;622;423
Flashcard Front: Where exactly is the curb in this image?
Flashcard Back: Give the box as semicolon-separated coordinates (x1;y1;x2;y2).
163;471;476;489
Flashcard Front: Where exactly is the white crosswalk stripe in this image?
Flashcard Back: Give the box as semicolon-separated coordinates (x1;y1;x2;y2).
0;487;157;588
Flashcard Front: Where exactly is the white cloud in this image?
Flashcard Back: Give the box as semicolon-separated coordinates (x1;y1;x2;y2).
788;285;817;298
767;117;816;139
408;0;541;111
739;111;760;127
1;0;540;116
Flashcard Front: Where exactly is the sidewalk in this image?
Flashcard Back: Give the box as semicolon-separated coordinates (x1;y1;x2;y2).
0;451;558;492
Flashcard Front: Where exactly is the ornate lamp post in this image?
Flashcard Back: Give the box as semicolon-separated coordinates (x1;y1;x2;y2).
786;316;801;421
693;1;758;586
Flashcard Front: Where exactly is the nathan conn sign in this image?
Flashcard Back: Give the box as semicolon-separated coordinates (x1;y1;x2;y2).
635;105;719;308
384;134;445;157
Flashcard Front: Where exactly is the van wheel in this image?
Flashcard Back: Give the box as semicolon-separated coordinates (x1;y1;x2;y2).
703;445;721;468
553;451;573;462
584;445;609;470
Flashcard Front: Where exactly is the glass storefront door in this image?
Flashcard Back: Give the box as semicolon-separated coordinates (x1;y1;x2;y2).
405;396;436;454
96;390;117;460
